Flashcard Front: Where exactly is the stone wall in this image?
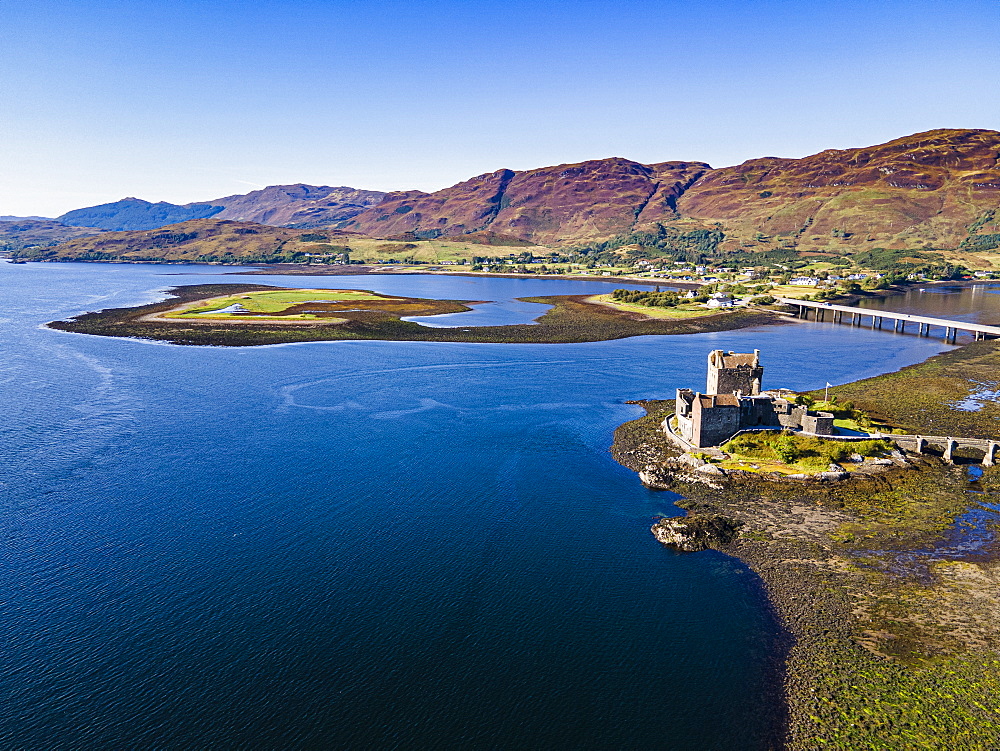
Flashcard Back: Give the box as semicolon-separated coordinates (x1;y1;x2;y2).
693;400;741;447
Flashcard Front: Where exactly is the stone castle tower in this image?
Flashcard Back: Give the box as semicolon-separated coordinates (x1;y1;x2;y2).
706;349;762;396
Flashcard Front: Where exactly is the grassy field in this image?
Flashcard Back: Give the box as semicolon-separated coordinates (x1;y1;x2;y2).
768;283;826;299
329;237;522;264
167;289;395;319
814;340;1000;438
719;431;893;473
587;294;719;319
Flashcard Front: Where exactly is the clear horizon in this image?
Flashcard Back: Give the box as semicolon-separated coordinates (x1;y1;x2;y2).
2;0;998;217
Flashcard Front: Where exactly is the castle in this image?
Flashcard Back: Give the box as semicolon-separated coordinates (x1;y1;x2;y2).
669;349;834;448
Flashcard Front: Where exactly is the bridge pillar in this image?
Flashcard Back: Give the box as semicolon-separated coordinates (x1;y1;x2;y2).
894;318;900;332
985;442;999;467
915;436;925;454
944;439;957;463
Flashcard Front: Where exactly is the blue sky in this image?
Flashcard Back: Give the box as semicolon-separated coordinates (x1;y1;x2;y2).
1;0;997;216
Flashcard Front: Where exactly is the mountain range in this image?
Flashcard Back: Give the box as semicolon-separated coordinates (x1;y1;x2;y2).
5;128;999;258
52;184;386;232
345;128;1000;251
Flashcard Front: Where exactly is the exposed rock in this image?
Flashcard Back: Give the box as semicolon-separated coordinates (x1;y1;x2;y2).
677;452;707;467
818;470;850;481
651;514;743;552
638;469;672;490
695;463;726;476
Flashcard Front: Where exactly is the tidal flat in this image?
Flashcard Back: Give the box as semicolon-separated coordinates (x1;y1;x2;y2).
613;341;1000;749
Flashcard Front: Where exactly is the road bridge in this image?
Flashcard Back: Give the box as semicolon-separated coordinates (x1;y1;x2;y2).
777;298;1000;342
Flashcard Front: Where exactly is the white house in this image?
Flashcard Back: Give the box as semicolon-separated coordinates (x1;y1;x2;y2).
706;297;735;309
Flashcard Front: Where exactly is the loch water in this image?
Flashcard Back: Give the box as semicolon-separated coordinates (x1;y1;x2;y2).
0;264;970;749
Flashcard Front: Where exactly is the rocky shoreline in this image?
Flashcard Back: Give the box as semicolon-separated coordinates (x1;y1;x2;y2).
612;375;1000;748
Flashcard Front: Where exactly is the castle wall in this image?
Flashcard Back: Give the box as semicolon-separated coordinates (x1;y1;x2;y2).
706;349;763;396
800;412;835;435
692;401;741;447
669;353;836;448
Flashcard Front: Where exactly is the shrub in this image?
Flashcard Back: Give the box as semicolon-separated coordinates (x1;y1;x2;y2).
773;435;800;463
609;288;681;308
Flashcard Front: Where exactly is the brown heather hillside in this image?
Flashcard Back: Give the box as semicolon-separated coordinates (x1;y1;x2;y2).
27;219;309;263
349;159;711;244
21;219;517;265
203;184;386;227
23;129;1000;263
678;128;1000;253
0;219;105;247
347;129;1000;254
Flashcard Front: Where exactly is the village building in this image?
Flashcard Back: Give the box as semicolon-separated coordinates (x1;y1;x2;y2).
669;349;835;448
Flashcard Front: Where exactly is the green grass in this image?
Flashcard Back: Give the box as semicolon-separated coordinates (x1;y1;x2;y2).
589;294;719;319
813;341;1000;439
337;238;501;264
168;289;391;318
721;431;892;470
796;645;1000;750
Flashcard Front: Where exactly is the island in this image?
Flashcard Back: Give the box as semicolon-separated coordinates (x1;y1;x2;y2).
613;344;1000;749
46;283;781;346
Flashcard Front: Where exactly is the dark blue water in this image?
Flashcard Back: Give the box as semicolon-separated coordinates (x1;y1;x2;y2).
0;262;955;749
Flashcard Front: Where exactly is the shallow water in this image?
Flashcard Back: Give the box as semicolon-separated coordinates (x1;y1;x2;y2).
0;262;959;749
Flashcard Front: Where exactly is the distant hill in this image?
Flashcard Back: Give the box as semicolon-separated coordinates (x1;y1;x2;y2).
18;218;311;263
53;185;387;232
58;198;224;231
207;184;386;227
0;219;104;248
14;217;532;265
